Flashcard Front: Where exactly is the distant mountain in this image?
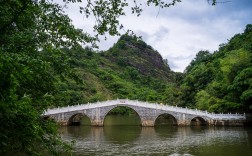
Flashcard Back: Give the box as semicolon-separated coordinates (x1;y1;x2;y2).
55;35;179;107
103;35;175;82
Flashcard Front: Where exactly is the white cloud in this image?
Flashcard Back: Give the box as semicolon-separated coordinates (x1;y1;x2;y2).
54;0;251;72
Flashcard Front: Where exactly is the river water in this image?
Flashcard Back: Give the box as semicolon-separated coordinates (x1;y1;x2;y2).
59;115;252;156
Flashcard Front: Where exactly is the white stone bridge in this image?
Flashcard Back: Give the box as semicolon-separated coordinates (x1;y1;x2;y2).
43;99;246;126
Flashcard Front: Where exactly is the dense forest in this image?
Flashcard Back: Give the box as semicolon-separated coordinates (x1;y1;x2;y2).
179;24;252;113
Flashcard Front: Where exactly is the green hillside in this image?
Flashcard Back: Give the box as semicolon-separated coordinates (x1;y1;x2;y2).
53;35;180;107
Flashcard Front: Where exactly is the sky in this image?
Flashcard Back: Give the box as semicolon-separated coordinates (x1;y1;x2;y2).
55;0;252;72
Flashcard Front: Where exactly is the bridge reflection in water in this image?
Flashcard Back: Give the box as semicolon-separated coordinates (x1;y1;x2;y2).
59;125;252;156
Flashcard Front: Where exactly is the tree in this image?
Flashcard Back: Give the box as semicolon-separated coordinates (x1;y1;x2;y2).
0;0;91;155
179;50;213;107
230;67;252;111
185;50;212;73
195;90;211;111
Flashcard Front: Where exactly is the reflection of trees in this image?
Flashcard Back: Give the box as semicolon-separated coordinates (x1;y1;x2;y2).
59;126;91;138
103;126;141;143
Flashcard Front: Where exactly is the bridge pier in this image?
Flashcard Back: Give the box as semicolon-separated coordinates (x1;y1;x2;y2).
91;120;104;126
141;120;155;127
57;120;69;126
176;113;192;126
88;107;106;126
177;119;191;126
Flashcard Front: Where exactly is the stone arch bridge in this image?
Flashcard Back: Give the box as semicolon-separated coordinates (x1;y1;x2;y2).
43;99;246;126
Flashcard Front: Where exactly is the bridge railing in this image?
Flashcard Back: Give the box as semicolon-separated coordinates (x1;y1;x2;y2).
43;99;246;120
125;99;245;120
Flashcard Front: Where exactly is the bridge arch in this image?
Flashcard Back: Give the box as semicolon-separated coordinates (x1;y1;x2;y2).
154;113;178;126
103;105;142;126
190;116;207;126
68;113;91;126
